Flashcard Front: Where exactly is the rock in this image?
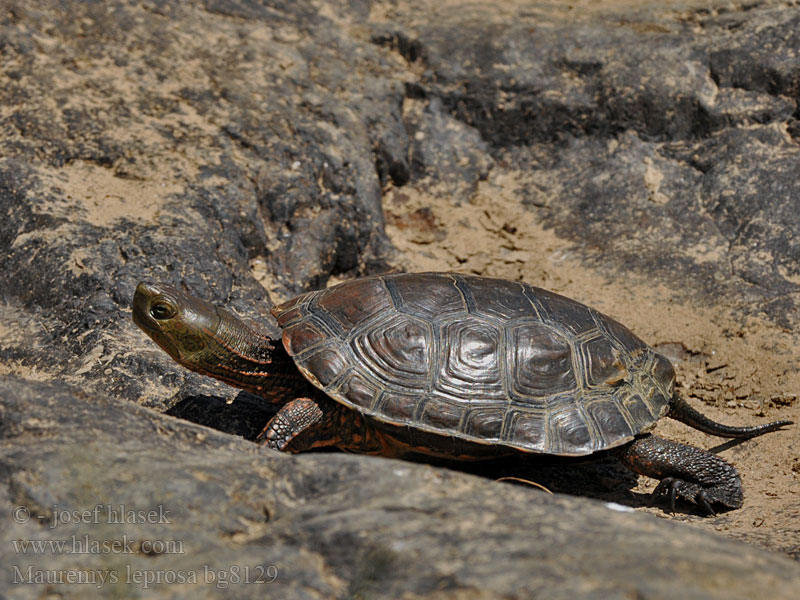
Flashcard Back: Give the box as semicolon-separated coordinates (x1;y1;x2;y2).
2;377;799;599
407;97;494;197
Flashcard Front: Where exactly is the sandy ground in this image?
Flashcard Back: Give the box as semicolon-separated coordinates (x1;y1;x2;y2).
375;169;799;558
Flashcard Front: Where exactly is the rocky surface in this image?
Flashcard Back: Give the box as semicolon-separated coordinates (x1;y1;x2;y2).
1;0;799;597
3;376;800;599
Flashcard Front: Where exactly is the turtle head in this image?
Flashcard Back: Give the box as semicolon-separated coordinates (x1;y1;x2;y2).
132;282;221;367
133;282;294;396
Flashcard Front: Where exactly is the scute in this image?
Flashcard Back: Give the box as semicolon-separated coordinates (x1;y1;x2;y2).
353;313;432;391
296;347;348;387
506;410;547;448
465;408;506;439
510;323;577;398
377;390;419;421
280;273;673;456
580;336;627;387
421;400;466;430
548;404;594;454
460;275;537;320
651;352;675;387
532;287;597;335
317;277;391;329
601;315;649;352
622;393;658;424
387;272;466;319
584;398;637;444
281;320;327;356
437;319;505;398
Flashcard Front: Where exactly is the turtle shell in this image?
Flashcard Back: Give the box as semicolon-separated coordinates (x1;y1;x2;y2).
271;272;674;456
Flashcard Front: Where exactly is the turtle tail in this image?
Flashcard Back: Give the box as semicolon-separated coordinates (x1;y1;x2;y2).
669;393;792;439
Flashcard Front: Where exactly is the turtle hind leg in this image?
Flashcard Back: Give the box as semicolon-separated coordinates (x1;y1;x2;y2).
669;393;793;438
614;434;742;514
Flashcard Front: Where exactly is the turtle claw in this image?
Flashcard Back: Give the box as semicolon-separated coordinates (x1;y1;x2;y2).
650;477;717;516
697;491;716;517
650;477;678;514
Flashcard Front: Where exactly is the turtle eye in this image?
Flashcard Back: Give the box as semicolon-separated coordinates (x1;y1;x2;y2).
150;301;176;320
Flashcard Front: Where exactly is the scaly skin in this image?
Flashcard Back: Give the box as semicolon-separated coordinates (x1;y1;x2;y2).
256;396;387;454
669;393;790;438
615;435;743;513
133;281;793;514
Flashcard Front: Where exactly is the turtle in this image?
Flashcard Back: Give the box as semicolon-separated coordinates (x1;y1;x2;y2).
132;272;791;513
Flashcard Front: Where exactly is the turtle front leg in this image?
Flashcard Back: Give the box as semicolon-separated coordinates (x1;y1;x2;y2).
256;396;387;454
614;434;742;514
257;397;325;451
